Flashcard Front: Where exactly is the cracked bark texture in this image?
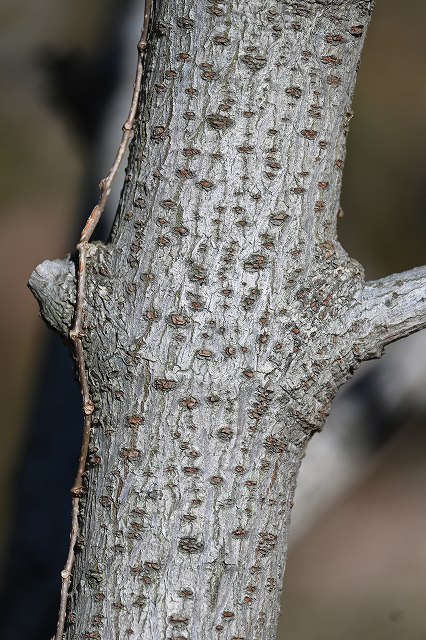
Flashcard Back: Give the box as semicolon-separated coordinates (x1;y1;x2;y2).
29;1;426;639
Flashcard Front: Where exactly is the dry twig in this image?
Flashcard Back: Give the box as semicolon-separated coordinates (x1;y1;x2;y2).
52;3;153;638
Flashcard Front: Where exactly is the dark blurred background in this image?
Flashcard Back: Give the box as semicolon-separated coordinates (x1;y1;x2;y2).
0;0;425;638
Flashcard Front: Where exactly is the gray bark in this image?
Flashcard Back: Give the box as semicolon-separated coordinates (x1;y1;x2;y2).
29;0;426;638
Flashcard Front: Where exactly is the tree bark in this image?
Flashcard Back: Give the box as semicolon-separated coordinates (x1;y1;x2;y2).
29;1;426;638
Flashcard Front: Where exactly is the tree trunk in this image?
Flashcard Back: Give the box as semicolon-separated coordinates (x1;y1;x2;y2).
29;0;426;638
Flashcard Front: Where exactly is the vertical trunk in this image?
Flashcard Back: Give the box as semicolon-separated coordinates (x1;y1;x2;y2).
34;1;426;638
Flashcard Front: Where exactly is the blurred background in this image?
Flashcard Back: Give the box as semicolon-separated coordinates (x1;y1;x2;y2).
0;0;425;638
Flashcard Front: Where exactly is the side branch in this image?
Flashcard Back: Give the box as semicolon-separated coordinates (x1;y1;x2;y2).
356;266;426;357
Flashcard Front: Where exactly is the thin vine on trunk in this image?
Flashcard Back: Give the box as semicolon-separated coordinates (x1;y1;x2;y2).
29;1;426;639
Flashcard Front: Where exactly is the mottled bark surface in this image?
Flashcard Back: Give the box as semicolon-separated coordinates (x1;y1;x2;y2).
29;0;426;638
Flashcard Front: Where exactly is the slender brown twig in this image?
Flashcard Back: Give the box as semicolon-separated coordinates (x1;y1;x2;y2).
52;3;153;639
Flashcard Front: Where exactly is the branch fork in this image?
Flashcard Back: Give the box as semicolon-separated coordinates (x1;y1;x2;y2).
28;1;426;637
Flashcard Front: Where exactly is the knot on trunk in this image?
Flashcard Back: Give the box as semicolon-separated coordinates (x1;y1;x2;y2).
28;256;76;336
